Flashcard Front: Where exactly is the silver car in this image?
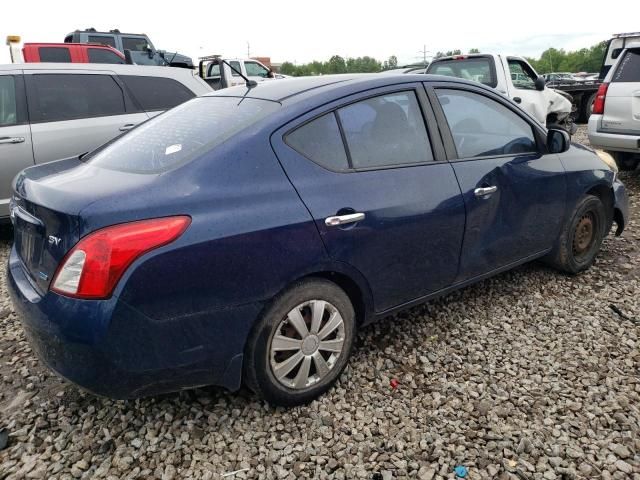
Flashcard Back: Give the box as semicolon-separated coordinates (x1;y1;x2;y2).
0;63;211;218
588;47;640;171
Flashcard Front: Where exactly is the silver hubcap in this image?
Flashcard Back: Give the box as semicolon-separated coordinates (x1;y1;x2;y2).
269;300;345;390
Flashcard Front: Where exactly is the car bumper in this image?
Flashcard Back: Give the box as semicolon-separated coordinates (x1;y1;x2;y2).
588;116;640;153
7;246;261;398
613;179;630;236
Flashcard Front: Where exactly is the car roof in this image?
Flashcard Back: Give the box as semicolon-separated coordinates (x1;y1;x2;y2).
0;63;196;79
202;73;483;105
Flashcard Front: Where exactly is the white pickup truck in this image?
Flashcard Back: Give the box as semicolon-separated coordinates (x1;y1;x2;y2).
426;53;575;134
198;56;279;90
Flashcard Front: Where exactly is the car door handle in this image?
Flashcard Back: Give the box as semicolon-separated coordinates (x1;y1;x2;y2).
513;97;522;104
0;136;25;144
474;186;498;197
325;213;365;227
119;124;136;131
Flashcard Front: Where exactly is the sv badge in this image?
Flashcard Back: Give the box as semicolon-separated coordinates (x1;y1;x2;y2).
48;235;61;247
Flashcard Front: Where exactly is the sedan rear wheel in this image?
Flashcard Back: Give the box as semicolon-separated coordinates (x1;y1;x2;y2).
244;279;355;406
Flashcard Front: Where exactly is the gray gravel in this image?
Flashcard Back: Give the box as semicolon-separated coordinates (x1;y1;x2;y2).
1;126;639;479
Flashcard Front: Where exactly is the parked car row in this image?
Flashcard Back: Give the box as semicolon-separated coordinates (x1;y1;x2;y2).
7;73;628;405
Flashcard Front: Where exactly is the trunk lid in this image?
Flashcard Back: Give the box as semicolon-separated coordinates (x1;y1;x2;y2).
602;48;640;133
11;157;160;294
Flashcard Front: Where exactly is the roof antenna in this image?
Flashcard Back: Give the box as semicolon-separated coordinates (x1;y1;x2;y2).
221;59;257;88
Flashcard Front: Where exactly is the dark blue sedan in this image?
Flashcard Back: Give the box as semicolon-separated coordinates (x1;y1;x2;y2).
7;74;629;405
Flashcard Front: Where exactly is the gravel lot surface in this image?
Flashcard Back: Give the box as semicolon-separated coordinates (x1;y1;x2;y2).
1;126;639;479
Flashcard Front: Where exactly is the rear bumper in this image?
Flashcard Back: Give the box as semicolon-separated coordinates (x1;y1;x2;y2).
588;116;640;153
7;246;261;398
613;179;630;236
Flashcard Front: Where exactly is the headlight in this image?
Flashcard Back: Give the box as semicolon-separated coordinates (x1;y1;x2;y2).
596;149;618;177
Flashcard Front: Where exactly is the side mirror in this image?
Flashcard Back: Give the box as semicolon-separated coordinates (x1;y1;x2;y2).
547;129;570;153
534;76;545;91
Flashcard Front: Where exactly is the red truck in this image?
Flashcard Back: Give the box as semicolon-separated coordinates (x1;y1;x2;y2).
21;42;126;64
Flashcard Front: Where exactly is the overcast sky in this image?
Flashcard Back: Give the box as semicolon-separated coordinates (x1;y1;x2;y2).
1;0;636;66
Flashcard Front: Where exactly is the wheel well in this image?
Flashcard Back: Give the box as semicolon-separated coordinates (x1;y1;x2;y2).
586;184;614;227
306;271;368;325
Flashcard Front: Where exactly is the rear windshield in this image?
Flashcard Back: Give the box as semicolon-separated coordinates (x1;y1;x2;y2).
427;57;497;87
87;97;279;173
612;49;640;82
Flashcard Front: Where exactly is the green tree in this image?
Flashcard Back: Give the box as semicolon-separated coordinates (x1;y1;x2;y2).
327;55;347;74
469;48;480;54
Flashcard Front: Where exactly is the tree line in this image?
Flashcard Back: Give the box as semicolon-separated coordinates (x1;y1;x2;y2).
278;41;607;76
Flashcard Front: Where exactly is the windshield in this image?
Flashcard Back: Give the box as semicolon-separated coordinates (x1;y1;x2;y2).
427;57;497;87
87;97;279;174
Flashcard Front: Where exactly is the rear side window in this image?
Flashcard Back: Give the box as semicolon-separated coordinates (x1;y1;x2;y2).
0;76;17;126
29;74;126;122
120;75;195;111
38;47;71;63
337;91;433;168
436;89;537;158
613;49;640;82
88;48;124;64
87;97;279;173
285;113;348;171
428;57;497;88
88;35;116;48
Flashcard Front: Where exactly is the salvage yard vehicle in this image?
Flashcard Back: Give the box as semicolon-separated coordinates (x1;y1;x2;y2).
65;28;194;69
426;54;576;133
7;74;628;406
21;42;125;64
0;63;210;219
588;47;640;171
198;55;278;90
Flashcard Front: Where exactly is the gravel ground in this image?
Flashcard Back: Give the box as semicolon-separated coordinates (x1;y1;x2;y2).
1;126;639;480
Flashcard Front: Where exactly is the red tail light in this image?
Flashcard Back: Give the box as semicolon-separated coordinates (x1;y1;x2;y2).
51;216;191;299
592;82;609;115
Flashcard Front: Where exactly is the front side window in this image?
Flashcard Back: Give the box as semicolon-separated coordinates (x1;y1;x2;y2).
122;37;149;52
436;89;537;158
120;75;195;111
0;76;17;126
612;49;640;82
337;91;433;168
508;60;537;90
88;48;124;64
285;113;348;171
38;47;71;63
428;57;497;87
87;97;279;173
245;61;270;78
88;35;116;48
30;74;125;122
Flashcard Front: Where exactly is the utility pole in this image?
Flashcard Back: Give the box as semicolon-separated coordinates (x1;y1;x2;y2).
247;42;250;58
418;44;430;65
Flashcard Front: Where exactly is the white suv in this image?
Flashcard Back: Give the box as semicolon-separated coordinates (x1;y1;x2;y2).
588;47;640;171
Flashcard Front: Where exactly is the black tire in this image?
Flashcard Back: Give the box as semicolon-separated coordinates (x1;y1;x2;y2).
545;195;607;274
581;92;597;123
612;152;640;171
243;279;356;406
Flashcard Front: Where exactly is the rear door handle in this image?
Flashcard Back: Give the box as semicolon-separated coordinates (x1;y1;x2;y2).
474;186;498;197
0;136;25;144
325;212;365;227
513;97;522;104
119;124;136;131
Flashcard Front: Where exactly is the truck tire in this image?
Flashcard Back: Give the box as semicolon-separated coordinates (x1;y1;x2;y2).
613;152;640;171
581;92;597;123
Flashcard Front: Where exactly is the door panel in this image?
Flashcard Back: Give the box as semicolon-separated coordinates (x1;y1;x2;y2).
272;86;465;312
0;72;32;217
432;86;567;281
30;113;149;164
